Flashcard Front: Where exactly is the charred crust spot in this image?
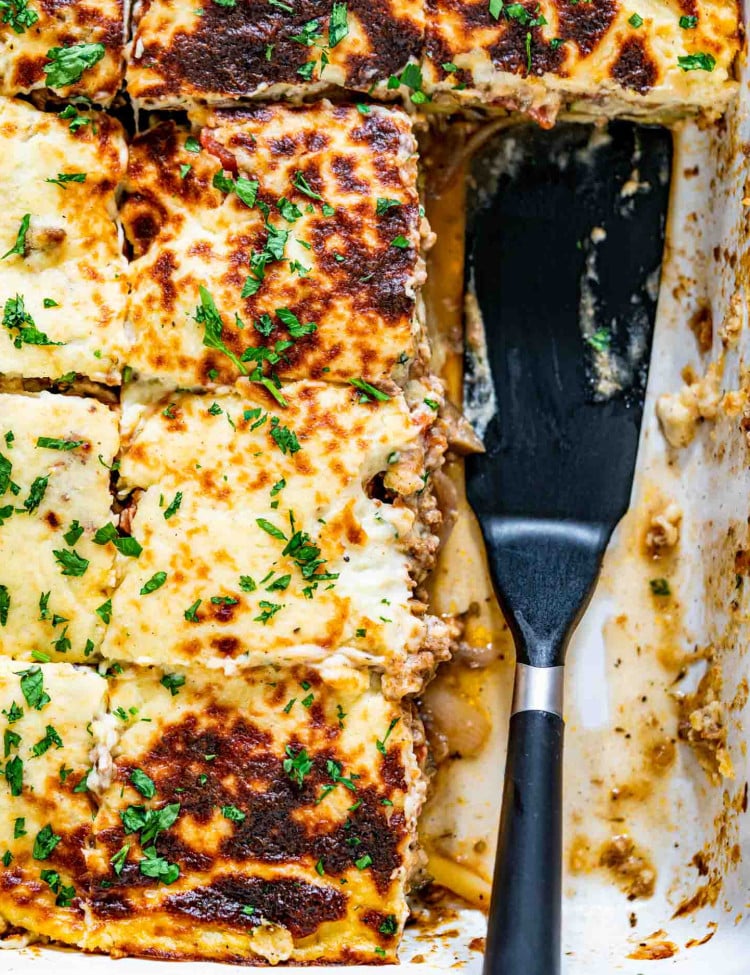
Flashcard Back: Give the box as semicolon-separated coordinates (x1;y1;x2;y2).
210;635;241;655
611;37;658;94
162;876;347;938
149;250;178;313
381;749;407;791
45;510;61;528
557;0;618;57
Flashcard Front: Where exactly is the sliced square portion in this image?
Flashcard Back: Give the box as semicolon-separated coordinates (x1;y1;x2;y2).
0;1;124;103
127;0;423;108
423;0;739;124
121;102;425;389
0;659;108;946
0;392;119;662
85;663;425;964
104;381;444;686
0;98;127;384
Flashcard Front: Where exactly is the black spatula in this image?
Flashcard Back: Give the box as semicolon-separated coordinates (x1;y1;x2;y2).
464;121;672;975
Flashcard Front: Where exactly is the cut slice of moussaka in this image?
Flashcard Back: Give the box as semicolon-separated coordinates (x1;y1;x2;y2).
84;662;426;964
0;659;107;946
120;101;427;389
127;0;424;108
0;98;127;385
423;0;740;125
0;392;119;663
0;1;125;104
103;381;449;695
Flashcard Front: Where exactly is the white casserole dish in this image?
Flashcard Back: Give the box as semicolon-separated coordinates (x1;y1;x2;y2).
7;29;750;975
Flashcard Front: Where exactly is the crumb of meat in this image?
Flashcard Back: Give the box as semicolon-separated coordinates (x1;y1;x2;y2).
599;834;657;901
688;303;713;353
677;663;734;783
645;500;682;556
382;614;454;700
656;361;722;448
720;291;743;347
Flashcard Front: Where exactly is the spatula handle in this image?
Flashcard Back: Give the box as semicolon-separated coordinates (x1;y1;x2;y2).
483;674;564;975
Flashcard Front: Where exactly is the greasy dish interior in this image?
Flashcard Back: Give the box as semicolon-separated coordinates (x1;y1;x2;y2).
0;0;744;965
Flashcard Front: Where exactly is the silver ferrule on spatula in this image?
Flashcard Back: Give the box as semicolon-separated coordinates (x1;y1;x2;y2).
511;663;564;718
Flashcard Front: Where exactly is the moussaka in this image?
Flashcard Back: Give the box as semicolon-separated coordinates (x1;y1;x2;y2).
0;97;127;385
0;392;118;663
0;0;124;104
84;661;426;964
102;381;448;695
127;0;424;108
423;0;740;125
120;101;426;390
0;659;108;945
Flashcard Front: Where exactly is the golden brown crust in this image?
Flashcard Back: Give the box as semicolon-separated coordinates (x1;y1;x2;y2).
127;0;424;107
121;102;424;389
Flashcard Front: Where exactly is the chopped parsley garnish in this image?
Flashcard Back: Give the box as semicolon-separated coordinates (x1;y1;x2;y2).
13;817;26;838
256;517;287;540
390;235;410;249
4;729;20;757
17;666;50;710
3;701;22;723
3;294;63;348
375;198;401;215
185;136;201;153
355;853;373;870
0;586;8;627
326;758;359;792
43;43;106;88
93;523;143;557
328;1;348;47
196;285;248;375
139;847;180;885
45;172;86;188
95;598;112;624
110;844;130;876
584;328;611;354
164;492;183;519
650;577;671;596
239;575;257;592
254;600;283;624
63;520;84;545
221;804;246;822
32;824;61;860
278;197;303;222
349;377;391;403
628;12;643;28
160;673;186;696
679;14;698;29
270;419;300;454
58;104;91;132
677;52;715;72
241;222;289;297
293;171;322;201
120;801;180;847
140;571;167;596
52;548;89;577
184;599;201;623
376;717;400;754
0;0;39;34
31;725;63;757
276;307;317;338
283;745;313;786
5;755;22;795
387;62;428;103
37;437;84;451
380;914;398;935
1;213;30;260
130;768;156;799
23;475;48;514
179;163;192;180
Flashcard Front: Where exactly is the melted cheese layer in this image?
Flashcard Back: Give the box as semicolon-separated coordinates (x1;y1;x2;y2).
121;102;424;389
0;660;107;945
0;392;119;662
0;98;127;384
84;662;424;964
103;382;433;674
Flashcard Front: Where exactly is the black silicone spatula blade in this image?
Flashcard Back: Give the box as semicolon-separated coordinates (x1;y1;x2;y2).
464;122;672;975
